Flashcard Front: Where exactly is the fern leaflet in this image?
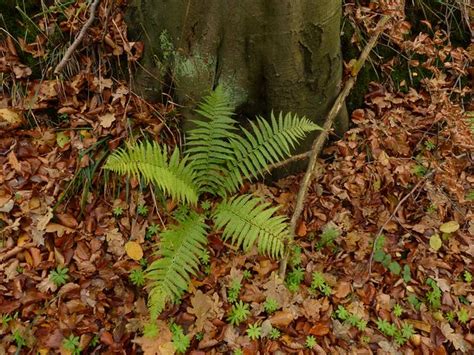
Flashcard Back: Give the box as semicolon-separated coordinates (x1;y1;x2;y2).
213;194;288;258
185;86;238;195
146;212;208;318
223;112;321;193
104;141;198;204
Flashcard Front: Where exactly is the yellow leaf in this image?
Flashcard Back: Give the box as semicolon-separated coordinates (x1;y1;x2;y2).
56;131;70;148
125;241;143;261
429;234;442;251
439;221;460;234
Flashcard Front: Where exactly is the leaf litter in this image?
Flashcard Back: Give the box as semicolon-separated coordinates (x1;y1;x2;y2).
0;0;473;353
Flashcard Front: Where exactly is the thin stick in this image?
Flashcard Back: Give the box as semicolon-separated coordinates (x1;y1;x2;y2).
279;15;391;278
364;171;434;283
267;151;311;172
54;0;101;75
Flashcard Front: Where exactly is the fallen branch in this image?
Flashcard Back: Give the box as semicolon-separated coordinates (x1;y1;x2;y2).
279;15;392;278
54;0;101;75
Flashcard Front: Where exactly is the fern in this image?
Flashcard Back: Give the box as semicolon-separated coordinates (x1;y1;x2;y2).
104;141;198;204
213;195;288;258
186;87;238;195
146;212;208;318
104;87;320;318
223;112;321;193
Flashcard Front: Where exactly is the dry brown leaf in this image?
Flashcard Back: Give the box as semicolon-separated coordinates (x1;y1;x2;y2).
99;112;116;128
133;320;174;355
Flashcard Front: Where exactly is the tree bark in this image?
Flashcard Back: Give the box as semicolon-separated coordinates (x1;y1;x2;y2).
127;0;348;155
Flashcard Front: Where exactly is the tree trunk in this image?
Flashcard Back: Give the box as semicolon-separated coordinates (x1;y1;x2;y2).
127;0;348;155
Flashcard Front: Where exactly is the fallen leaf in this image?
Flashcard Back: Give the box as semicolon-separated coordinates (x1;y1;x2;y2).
269;310;294;327
56;131;70;148
429;234;442;251
99;112;116;128
439;221;460;234
133;320;174;355
440;323;469;352
125;241;143;260
0;108;24;130
309;321;330;336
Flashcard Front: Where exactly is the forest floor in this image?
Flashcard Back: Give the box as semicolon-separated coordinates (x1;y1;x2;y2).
0;1;473;354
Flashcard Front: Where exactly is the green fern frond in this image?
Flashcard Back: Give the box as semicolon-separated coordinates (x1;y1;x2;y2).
222;112;321;193
213;195;288;258
146;212;208;318
104;141;199;204
185;86;238;195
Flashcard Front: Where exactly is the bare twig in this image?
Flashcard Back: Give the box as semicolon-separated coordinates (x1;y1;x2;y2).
279;15;392;278
54;0;101;75
267;151;311;172
365;170;434;282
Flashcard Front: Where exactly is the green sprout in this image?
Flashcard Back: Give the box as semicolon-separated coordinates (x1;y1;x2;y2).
305;335;317;349
407;294;422;311
392;304;404;317
113;206;124;217
227;279;242;303
263;298;279;314
426;278;441;309
463;270;472;283
12;329;27;348
242;270;252;280
233;349;243;355
445;310;456;322
457;308;469;324
316;226;340;250
310;272;332;296
376;318;397;337
246;324;262;340
129;269;146;287
170;323;190;354
63;334;81;355
286;267;305;292
137;204;149;216
146;223;160;240
268;327;281;340
227;301;250;326
50;266;69;287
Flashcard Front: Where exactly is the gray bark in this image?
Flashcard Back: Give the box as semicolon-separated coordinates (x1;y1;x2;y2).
127;0;348;157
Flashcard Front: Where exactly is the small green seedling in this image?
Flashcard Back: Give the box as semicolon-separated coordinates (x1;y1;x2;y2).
63;334;81;355
310;272;332;296
50;266;69;286
289;246;302;266
137;204;149;216
286;267;305;292
227;301;250;326
316;226;340;251
246;324;262;340
227;279;242;303
170;323;190;354
463;270;472;283
242;270;252;280
426;278;441;309
113;206;124;217
305;335;317;349
12;329;27;348
407;294;422;311
268;327;281;340
376;318;397;337
129;269;145;287
145;223;160;240
457;308;469;324
392;304;404;317
334;306;366;331
233;349;243;355
263;298;279;314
